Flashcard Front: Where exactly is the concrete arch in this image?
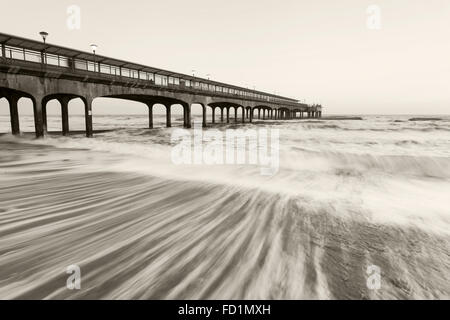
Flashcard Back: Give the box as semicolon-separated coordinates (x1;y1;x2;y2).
207;104;218;124
98;94;191;129
209;102;245;124
190;102;206;127
102;94;187;107
277;107;291;120
208;102;231;124
170;103;186;127
227;105;238;123
0;87;42;136
42;93;87;135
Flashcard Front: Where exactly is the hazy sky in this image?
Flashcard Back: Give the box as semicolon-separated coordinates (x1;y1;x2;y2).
0;0;449;115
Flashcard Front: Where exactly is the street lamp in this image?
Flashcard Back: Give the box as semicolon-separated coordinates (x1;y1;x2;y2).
39;31;48;64
39;31;48;43
90;44;98;72
191;69;196;77
206;73;211;80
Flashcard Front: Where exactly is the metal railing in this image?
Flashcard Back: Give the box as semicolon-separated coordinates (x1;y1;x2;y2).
1;44;302;106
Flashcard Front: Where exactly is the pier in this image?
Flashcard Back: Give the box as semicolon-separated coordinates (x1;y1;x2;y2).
0;33;322;138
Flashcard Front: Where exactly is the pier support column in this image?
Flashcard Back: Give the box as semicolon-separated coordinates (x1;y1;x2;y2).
258;108;261;120
212;107;215;124
165;104;171;128
234;107;238;122
7;95;20;135
262;109;266;120
42;102;48;133
147;103;154;129
59;97;70;136
182;103;191;128
201;104;206;128
32;97;45;138
249;108;253;123
226;107;230;123
84;98;93;138
241;107;245;123
220;108;224;123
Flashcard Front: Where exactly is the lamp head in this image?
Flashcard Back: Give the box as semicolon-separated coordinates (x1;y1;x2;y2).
90;44;98;53
39;31;48;42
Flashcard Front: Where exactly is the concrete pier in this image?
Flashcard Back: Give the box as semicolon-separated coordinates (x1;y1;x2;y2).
0;32;323;137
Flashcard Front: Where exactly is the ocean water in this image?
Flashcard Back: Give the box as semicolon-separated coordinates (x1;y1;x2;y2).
0;114;449;299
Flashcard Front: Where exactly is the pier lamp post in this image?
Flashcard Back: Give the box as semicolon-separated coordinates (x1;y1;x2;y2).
191;70;196;90
206;74;210;80
90;44;98;72
39;31;48;64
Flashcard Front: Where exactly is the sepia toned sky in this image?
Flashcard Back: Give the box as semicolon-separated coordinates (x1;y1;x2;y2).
0;0;449;115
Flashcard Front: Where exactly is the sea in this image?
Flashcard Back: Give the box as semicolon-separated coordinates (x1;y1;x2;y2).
0;114;449;299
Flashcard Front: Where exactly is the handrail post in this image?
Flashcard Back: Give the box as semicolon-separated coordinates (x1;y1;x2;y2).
1;43;5;61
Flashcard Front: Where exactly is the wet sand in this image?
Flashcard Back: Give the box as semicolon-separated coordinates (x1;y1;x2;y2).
0;140;449;299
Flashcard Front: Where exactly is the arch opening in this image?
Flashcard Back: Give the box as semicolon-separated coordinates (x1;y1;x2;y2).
190;103;205;127
92;97;150;131
0;97;10;134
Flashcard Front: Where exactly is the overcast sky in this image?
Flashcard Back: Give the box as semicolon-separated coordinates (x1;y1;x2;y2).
1;0;449;115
